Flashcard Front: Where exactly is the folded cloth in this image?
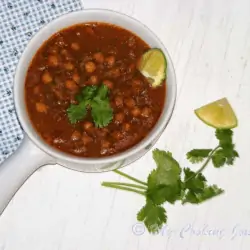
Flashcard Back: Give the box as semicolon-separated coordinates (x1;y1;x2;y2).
0;0;83;164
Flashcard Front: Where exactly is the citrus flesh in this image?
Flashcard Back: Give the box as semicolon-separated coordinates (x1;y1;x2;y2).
195;98;238;129
137;48;167;87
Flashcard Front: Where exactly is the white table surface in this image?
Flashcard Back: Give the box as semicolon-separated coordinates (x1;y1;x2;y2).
1;0;250;249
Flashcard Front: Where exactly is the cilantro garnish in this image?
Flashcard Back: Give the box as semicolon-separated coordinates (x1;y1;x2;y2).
137;200;167;233
102;122;239;234
66;84;113;128
67;102;87;124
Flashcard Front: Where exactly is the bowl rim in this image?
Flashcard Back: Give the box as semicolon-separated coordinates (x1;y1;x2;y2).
14;8;177;164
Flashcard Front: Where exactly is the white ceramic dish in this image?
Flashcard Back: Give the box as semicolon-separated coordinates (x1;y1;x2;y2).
0;9;176;214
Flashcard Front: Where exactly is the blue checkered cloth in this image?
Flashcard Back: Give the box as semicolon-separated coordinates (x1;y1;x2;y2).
0;0;83;164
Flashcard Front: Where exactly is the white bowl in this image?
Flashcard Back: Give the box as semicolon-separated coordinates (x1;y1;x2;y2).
0;9;176;214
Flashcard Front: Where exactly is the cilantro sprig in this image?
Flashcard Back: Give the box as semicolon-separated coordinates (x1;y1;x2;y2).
102;127;239;233
67;84;113;127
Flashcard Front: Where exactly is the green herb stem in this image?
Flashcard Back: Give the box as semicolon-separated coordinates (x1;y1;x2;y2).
113;169;147;186
192;145;221;179
101;182;147;190
102;182;146;196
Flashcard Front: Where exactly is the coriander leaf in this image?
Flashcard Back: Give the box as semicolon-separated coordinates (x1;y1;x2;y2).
67;84;113;127
186;149;212;164
91;99;113;128
137;200;167;233
183;168;206;192
166;151;173;157
82;85;98;101
182;168;223;204
198;185;224;201
182;190;198;204
150;149;181;187
226;150;239;165
214;129;239;167
215;129;233;146
95;83;109;99
147;169;158;189
90;84;113;127
67;102;87;124
220;144;239;165
147;151;182;205
146;181;182;205
183;185;224;204
212;141;238;168
67;85;97;124
75;93;84;103
212;149;226;168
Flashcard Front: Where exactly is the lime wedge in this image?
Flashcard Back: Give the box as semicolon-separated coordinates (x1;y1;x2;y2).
194;98;238;129
137;48;167;87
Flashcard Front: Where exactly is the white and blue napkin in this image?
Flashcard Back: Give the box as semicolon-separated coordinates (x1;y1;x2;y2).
0;0;83;163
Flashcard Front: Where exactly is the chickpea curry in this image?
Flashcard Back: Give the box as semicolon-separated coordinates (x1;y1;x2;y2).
25;22;166;157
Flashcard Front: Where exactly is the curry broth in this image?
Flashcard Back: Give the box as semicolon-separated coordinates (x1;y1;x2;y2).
25;23;166;157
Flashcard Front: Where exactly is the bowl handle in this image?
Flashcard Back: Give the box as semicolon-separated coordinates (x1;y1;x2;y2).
0;134;55;215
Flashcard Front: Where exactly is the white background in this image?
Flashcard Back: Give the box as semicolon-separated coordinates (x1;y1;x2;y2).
1;0;250;249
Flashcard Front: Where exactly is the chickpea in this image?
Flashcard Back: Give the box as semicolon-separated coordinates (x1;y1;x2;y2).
82;121;93;131
73;146;87;154
85;61;96;73
131;107;141;117
72;73;80;84
82;134;93;145
61;49;73;60
122;123;131;132
41;71;52;84
95;128;107;138
115;113;125;124
101;140;111;148
100;140;111;155
71;130;81;141
64;62;74;70
61;49;68;56
36;102;48;113
65;80;79;91
141;107;151;118
105;56;115;67
103;80;113;89
71;42;80;51
38;65;46;71
124;98;135;108
114;96;123;107
96;128;108;138
48;55;58;67
53;137;65;144
100;148;108;155
112;131;123;140
93;52;104;63
89;75;98;85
